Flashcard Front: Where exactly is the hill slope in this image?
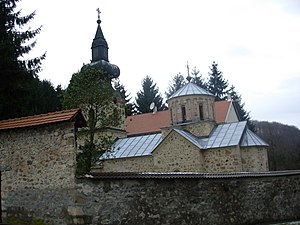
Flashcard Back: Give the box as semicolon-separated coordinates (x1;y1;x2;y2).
254;121;300;170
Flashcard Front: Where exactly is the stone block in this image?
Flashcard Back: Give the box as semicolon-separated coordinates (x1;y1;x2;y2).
67;206;84;217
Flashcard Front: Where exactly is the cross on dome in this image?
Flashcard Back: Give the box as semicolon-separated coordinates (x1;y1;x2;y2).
186;61;192;82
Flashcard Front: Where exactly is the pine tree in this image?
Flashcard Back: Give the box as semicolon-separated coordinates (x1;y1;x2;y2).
207;61;228;101
113;79;134;116
0;0;46;119
135;75;165;113
190;66;207;89
228;85;255;131
165;73;186;98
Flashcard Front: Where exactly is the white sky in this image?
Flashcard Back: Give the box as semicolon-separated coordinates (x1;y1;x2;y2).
19;0;300;128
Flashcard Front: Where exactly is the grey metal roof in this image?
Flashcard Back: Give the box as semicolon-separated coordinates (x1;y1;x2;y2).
103;133;162;159
101;121;268;160
168;83;214;100
241;128;269;147
204;121;247;149
174;121;267;149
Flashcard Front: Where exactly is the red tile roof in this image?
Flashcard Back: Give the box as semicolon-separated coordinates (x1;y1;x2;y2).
125;110;171;136
214;101;231;124
125;101;232;136
0;109;87;131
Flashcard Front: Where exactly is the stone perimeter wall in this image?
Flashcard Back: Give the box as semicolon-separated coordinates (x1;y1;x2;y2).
0;122;78;225
77;174;300;225
2;174;300;225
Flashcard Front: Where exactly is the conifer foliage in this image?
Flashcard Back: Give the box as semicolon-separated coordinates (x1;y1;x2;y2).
190;66;206;89
135;75;164;113
0;0;61;120
207;61;229;101
113;79;134;116
165;73;186;98
228;85;255;131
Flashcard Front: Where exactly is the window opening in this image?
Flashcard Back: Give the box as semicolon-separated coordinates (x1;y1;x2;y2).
199;104;204;120
181;106;186;122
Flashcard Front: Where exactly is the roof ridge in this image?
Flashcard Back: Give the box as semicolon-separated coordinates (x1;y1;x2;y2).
127;110;168;118
0;108;80;123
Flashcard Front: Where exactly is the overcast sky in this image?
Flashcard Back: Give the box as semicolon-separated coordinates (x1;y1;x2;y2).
19;0;300;128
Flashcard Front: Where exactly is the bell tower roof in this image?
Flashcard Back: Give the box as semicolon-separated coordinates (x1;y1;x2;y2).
91;8;109;62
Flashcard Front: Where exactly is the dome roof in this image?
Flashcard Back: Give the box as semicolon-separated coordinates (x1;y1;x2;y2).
168;83;214;100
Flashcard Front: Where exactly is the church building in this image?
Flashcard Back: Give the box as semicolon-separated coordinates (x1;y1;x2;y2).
84;11;269;173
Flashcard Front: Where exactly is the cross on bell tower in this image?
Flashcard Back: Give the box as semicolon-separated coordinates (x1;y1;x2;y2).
96;8;101;21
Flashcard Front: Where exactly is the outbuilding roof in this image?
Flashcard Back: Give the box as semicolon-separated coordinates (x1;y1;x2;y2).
0;109;87;131
168;82;214;100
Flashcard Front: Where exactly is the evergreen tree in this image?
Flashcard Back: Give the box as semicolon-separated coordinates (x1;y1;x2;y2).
165;73;186;98
135;75;164;113
0;0;45;119
55;84;65;111
228;85;255;131
113;79;134;116
207;61;228;101
190;66;206;89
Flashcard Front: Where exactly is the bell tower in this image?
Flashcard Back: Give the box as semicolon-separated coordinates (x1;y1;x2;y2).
91;8;109;62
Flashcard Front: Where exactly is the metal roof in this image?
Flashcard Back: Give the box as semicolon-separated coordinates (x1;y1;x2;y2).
87;170;300;179
104;133;162;159
102;121;268;160
168;82;214;100
204;121;247;149
241;128;269;147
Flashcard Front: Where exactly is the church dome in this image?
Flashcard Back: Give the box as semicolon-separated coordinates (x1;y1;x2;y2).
168;82;213;101
167;82;215;125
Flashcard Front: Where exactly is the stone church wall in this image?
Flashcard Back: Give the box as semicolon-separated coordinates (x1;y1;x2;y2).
153;131;204;172
241;146;269;172
94;156;154;172
203;146;243;172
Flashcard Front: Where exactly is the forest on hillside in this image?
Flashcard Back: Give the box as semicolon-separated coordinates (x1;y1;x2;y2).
254;121;300;171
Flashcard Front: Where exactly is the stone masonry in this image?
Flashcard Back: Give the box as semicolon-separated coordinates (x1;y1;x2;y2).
0;122;78;224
